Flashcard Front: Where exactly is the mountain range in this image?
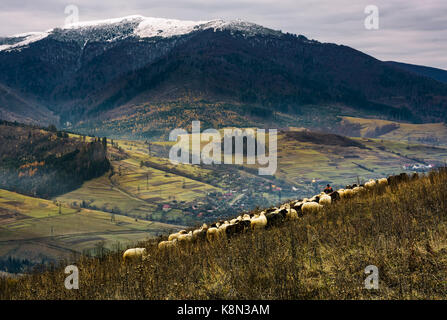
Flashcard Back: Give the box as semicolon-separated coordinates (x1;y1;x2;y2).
0;15;446;138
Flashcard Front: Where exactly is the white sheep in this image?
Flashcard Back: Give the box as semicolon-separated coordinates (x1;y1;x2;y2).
177;231;193;245
158;240;177;251
168;230;187;241
342;188;353;198
286;208;298;220
250;213;267;230
123;248;148;262
319;194;332;206
206;227;219;241
352;186;364;195
364;179;376;189
377;177;388;186
301;202;323;215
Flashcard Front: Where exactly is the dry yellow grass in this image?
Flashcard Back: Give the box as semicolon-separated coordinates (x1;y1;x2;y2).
1;169;447;300
341;116;447;145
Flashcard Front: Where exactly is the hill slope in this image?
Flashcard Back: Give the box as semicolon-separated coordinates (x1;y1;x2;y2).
0;121;110;198
1;169;446;299
386;61;447;84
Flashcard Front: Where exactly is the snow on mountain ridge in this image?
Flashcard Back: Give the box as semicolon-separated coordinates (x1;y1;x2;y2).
0;16;279;51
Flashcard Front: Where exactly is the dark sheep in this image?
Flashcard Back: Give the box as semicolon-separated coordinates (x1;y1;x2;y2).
329;191;341;202
266;212;285;229
225;222;247;237
293;203;304;217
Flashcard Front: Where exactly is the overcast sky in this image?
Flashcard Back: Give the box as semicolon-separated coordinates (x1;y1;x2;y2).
1;0;446;69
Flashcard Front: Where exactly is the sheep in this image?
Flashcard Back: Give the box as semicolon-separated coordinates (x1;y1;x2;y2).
319;194;331;206
168;230;187;241
123;248;148;262
286;208;298;220
212;220;225;227
177;231;193;245
265;207;277;214
206;227;220;242
226;220;249;237
292;201;303;213
158;240;177;251
192;226;208;242
301;202;323;215
364;179;376;189
329;191;341;202
265;211;285;228
342;188;353;198
250;213;267;230
352;186;364;195
217;222;230;237
377;177;388;186
230;218;239;224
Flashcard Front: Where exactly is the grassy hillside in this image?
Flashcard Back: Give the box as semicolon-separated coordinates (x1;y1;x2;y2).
0;188;183;263
2;169;447;300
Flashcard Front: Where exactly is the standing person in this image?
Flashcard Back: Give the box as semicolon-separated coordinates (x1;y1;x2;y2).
324;184;333;194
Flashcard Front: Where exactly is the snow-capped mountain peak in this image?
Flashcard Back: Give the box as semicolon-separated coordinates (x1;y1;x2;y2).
0;16;279;52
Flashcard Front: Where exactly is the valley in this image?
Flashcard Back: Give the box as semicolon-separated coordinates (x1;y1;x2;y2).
2;121;447;266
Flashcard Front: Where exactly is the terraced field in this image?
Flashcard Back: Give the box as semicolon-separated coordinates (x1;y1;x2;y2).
56;139;223;225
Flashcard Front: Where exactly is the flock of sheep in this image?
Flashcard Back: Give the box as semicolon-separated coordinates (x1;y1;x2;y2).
122;173;411;262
